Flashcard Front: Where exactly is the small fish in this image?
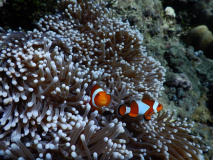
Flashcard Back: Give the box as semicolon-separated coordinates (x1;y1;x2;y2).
118;98;163;120
89;84;111;110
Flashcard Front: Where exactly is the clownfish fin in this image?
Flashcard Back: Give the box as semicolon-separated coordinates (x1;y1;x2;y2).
118;105;130;116
142;98;155;108
144;111;155;120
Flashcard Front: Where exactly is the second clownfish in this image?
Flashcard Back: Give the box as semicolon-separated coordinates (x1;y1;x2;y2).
118;98;163;120
89;84;111;111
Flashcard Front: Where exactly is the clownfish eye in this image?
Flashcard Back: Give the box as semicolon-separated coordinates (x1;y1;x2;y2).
97;93;100;96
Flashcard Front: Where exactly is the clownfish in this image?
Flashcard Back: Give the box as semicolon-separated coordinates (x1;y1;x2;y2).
118;98;163;120
89;84;111;111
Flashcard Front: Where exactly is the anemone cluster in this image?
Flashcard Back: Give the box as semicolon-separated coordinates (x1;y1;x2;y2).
0;0;208;159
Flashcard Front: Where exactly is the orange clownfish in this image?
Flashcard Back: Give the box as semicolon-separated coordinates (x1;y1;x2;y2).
118;98;163;120
89;84;111;110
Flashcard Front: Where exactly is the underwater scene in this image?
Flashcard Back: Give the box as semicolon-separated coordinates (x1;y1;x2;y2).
0;0;213;159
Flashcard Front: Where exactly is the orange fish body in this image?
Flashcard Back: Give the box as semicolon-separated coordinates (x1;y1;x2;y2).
89;84;111;110
118;98;163;120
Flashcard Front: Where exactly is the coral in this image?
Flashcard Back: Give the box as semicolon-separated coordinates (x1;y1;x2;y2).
165;6;176;18
0;0;208;159
186;25;213;50
166;73;192;91
185;25;213;59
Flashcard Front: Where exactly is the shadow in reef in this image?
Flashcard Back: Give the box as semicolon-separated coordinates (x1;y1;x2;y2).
206;82;213;125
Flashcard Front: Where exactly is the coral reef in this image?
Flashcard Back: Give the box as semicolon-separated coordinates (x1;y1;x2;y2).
162;0;213;59
0;0;210;159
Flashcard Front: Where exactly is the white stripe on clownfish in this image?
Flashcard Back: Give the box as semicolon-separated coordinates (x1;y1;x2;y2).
132;100;150;115
92;88;104;109
152;101;159;113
